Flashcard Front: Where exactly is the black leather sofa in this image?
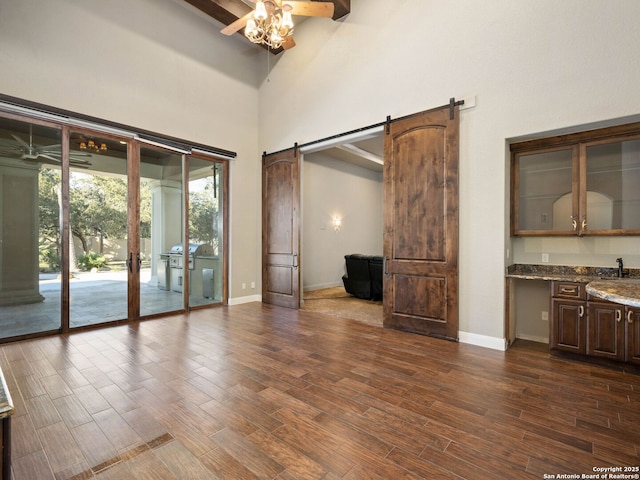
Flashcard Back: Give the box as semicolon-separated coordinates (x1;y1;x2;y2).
342;254;383;300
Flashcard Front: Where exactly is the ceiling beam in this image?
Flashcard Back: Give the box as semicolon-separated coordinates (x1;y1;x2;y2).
320;0;350;20
183;0;252;26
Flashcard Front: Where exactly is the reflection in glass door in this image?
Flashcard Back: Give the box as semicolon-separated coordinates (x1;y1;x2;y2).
188;157;225;307
68;132;129;327
139;146;184;317
0;116;63;339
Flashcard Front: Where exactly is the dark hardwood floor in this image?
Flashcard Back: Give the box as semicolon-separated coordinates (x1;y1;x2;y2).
1;302;639;479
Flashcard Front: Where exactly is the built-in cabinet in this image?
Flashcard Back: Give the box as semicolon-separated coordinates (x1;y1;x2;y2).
550;281;640;365
550;281;587;354
511;123;640;236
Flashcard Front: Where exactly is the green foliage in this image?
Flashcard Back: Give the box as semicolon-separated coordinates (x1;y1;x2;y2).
77;252;107;271
189;175;221;254
38;169;62;271
39;242;60;271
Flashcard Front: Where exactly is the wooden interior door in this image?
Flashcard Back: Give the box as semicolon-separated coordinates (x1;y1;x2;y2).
262;148;300;308
383;104;459;340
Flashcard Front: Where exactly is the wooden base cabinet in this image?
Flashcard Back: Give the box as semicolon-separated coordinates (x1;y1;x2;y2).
550;282;640;366
625;307;640;365
587;301;625;361
587;300;640;364
550;282;587;354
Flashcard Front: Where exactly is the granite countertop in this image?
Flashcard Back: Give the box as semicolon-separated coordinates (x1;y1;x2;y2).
586;279;640;308
0;367;14;419
507;264;640;308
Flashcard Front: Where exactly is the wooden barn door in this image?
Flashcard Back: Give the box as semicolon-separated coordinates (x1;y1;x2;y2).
383;104;459;340
262;148;300;308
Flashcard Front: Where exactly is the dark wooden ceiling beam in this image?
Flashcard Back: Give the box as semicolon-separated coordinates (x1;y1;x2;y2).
183;0;251;26
317;0;350;20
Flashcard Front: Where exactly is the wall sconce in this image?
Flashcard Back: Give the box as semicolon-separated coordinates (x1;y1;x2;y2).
333;216;342;232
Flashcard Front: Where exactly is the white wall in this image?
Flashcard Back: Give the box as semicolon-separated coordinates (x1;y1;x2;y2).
259;0;640;344
302;153;382;291
0;0;263;300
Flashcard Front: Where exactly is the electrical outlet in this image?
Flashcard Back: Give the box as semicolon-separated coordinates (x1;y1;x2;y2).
541;253;549;263
541;311;549;321
242;283;246;290
251;282;255;289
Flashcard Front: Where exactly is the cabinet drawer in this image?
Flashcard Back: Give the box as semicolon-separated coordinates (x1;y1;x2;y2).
552;281;586;300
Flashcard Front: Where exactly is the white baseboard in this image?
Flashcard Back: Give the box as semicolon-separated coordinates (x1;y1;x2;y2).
515;334;549;344
229;294;262;305
458;331;507;351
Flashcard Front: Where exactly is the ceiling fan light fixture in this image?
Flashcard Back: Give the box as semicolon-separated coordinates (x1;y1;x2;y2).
281;10;294;30
254;1;268;21
243;1;294;49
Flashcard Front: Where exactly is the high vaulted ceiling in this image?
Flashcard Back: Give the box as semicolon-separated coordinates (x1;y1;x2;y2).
183;0;350;53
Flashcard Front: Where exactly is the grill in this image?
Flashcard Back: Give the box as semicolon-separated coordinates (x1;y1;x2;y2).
165;242;214;271
159;243;217;297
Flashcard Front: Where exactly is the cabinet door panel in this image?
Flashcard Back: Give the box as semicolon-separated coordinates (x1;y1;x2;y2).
585;139;640;233
512;148;576;235
551;298;586;354
587;302;624;360
626;307;640;365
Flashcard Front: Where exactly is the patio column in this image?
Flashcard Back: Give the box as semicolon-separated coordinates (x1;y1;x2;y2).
148;180;182;286
0;160;44;305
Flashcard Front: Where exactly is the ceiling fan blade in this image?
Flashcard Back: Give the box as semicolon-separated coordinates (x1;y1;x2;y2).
69;157;92;165
282;36;296;50
221;11;253;35
286;1;334;18
10;134;30;149
35;154;61;163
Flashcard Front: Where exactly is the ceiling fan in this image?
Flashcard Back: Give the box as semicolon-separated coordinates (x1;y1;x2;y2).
0;126;92;168
222;0;335;50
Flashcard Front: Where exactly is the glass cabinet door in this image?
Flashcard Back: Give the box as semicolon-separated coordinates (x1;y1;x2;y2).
584;138;640;233
512;147;577;234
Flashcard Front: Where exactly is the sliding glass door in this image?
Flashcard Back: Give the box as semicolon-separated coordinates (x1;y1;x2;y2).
68;131;130;327
0;110;229;342
0;116;63;339
139;145;185;317
188;156;225;307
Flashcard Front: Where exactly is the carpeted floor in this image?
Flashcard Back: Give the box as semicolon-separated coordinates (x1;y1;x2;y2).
302;286;383;327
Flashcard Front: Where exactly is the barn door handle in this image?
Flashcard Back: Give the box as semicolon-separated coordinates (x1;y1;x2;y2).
293;254;298;269
127;253;133;273
384;256;390;277
136;253;142;272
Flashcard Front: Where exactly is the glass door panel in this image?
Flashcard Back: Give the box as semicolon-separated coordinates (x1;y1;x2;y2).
585;138;640;231
188;157;224;307
0;117;62;339
68;132;129;327
514;148;576;233
139;146;184;317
